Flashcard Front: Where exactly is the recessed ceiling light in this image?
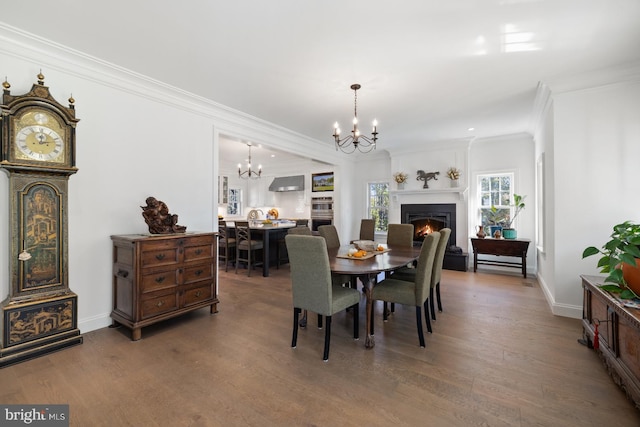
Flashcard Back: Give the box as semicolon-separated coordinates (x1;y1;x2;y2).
468;127;475;131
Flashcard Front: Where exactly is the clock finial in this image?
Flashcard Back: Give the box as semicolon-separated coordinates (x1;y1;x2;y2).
68;93;75;106
2;77;9;90
37;70;45;85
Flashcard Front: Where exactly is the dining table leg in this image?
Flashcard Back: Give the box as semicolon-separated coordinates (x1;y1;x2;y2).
361;273;376;349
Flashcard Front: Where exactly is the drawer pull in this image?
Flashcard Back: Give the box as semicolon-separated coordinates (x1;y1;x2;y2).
117;269;129;278
195;249;203;255
156;300;165;308
195;290;202;297
155;276;165;283
156;253;165;260
195;269;203;276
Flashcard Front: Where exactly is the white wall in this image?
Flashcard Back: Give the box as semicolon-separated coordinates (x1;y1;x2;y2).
469;133;536;273
0;25;347;333
539;76;640;317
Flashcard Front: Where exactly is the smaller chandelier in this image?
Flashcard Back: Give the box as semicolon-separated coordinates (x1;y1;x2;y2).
333;83;378;153
238;142;261;179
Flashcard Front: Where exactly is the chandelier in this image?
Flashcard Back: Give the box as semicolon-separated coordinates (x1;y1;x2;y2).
238;142;261;179
333;83;378;153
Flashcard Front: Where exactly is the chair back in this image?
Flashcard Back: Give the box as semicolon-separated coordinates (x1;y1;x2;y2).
295;219;309;227
218;220;230;240
288;226;313;236
235;221;256;248
387;224;414;247
359;219;375;240
318;224;341;249
285;235;333;315
431;228;451;287
413;233;440;304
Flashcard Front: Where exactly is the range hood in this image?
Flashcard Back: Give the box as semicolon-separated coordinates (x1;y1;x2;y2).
269;175;305;192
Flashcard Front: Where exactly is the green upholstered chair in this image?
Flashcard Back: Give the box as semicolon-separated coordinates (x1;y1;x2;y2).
383;223;415;318
393;228;451;323
394;228;451;320
317;224;341;249
317;224;353;289
285;234;360;361
288;226;313;236
277;224;312;268
359;219;375;241
218;220;236;272
235;221;263;276
370;232;440;348
286;225;315;326
386;223;414;247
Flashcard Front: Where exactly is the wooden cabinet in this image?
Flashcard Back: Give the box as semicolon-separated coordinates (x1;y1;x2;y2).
581;275;640;409
111;232;219;340
470;238;530;277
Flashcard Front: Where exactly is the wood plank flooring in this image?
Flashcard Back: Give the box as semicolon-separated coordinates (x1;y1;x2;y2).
1;266;639;426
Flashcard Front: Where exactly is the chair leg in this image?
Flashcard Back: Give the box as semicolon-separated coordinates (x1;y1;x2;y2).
299;309;308;328
235;247;240;274
317;314;323;329
383;302;389;321
353;303;359;340
323;316;332;361
430;287;436;321
370;304;375;336
292;307;300;348
436;282;443;312
416;306;425;348
424;300;432;333
247;247;252;277
391;302;395;313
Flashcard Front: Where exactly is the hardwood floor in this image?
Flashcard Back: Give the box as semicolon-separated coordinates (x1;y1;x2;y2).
1;266;639;426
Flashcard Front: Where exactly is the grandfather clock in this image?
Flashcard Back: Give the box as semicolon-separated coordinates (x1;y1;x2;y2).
0;72;82;367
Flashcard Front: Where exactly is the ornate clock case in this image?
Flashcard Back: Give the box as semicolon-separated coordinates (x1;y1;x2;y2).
0;73;82;367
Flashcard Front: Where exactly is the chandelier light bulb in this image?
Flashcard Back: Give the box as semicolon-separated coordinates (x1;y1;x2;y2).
332;83;378;153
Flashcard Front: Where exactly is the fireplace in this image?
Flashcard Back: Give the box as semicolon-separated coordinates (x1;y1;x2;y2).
400;203;466;271
401;203;456;248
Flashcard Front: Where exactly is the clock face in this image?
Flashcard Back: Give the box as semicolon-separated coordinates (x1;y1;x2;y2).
16;125;64;161
13;109;67;164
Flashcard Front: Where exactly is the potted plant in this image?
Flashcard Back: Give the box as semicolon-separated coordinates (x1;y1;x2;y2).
582;221;640;299
393;172;408;190
486;205;506;238
446;167;461;187
502;194;526;239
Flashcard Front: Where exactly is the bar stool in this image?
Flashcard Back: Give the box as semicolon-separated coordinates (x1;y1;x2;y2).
235;221;264;276
218;220;236;272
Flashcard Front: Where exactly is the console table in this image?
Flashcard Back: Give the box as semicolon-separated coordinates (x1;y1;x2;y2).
581;275;640;409
470;238;530;278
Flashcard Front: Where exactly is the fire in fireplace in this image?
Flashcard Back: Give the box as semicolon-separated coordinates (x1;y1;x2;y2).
401;203;456;248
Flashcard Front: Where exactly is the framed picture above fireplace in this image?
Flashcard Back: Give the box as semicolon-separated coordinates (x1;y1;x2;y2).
311;172;334;192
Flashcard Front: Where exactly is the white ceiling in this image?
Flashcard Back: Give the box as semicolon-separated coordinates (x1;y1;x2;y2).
2;1;639;164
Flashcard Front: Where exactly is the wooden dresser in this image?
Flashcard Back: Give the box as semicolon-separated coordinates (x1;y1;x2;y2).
581;275;640;409
111;232;218;340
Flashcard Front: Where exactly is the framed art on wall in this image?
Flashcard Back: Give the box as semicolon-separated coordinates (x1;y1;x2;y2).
311;172;334;192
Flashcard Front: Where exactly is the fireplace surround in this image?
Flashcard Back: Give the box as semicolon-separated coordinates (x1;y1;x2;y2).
400;203;467;271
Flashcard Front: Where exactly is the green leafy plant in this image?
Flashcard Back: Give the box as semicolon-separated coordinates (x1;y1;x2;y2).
582;221;640;299
503;194;526;229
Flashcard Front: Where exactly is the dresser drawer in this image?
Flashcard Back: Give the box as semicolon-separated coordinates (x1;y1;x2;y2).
141;291;179;319
183;263;214;284
140;240;181;267
183;283;214;307
140;268;180;293
183;236;215;262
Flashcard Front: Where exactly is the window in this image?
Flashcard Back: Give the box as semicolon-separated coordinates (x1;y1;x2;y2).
478;173;513;226
227;188;241;216
367;182;389;232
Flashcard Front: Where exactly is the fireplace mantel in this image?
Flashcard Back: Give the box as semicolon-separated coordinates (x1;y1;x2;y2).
390;187;468;201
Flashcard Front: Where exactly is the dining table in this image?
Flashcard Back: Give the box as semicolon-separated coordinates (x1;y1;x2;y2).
327;244;422;349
